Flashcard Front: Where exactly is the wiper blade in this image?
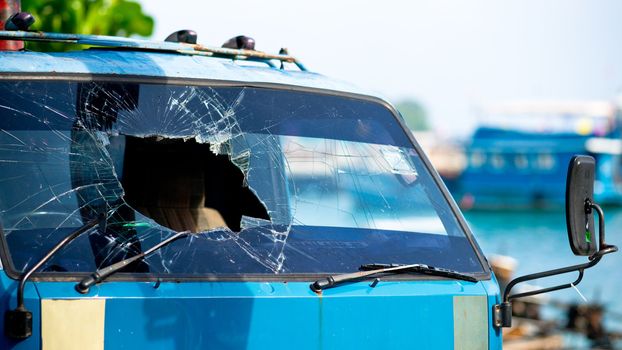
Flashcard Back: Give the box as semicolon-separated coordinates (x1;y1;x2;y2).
75;231;189;294
360;263;478;282
310;263;477;292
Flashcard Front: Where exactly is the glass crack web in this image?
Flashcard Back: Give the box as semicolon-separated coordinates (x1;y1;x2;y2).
0;81;291;274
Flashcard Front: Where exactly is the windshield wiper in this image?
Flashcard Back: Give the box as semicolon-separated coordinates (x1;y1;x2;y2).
310;263;477;292
75;231;189;294
5;216;101;339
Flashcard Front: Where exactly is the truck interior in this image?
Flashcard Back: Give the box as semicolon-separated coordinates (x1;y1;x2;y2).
120;136;270;233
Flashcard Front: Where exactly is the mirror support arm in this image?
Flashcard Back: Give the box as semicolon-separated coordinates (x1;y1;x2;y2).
493;202;617;328
503;262;588;302
587;202;617;260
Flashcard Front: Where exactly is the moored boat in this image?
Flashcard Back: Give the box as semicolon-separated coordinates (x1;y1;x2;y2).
453;100;622;209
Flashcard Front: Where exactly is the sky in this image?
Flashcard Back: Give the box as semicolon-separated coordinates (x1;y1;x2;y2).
139;1;622;136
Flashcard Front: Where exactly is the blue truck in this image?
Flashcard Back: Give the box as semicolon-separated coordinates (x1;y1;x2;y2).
0;12;617;350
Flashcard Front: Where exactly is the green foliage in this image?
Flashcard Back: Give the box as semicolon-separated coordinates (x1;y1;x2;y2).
22;0;154;51
395;99;429;131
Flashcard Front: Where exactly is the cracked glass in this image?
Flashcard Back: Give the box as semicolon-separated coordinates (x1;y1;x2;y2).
0;79;484;276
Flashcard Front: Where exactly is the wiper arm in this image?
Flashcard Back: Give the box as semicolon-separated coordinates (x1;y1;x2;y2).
310;263;477;292
5;216;101;339
75;231;189;294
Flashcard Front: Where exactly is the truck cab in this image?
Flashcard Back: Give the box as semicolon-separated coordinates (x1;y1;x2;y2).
0;23;614;350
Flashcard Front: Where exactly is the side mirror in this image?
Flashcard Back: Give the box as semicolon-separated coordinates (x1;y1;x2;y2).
565;155;596;256
493;154;617;328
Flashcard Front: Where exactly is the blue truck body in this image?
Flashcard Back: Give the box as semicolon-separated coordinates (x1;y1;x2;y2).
0;31;501;349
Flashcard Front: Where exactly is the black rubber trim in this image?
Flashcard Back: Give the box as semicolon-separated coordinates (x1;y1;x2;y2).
25;271;490;283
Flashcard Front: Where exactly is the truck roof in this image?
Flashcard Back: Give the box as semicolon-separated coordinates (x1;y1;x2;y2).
0;31;375;98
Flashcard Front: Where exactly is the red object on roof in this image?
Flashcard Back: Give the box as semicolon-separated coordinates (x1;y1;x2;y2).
0;0;23;51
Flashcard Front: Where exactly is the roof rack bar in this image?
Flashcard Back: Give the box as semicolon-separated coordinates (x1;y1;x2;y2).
245;56;277;68
0;30;307;71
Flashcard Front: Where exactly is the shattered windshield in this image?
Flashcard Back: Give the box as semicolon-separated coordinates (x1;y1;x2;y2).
0;80;484;276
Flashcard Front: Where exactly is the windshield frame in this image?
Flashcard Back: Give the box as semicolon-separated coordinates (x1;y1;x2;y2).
0;72;491;282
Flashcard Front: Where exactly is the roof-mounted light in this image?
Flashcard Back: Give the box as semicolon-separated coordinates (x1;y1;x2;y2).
165;30;197;44
4;12;35;31
222;35;255;50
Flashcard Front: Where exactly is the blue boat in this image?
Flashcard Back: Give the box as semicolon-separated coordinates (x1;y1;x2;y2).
452;101;622;209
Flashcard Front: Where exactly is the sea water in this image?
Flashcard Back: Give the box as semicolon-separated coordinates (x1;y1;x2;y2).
465;208;622;346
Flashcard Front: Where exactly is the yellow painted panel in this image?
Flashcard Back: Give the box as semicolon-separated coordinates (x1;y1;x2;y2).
41;299;105;350
453;295;488;350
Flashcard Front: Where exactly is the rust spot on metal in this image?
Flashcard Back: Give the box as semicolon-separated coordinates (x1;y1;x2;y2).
191;43;298;62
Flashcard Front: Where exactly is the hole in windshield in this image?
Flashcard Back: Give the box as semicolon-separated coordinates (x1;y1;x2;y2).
120;136;270;233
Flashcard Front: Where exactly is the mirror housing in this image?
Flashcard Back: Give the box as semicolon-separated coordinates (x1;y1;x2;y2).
565;155;597;256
